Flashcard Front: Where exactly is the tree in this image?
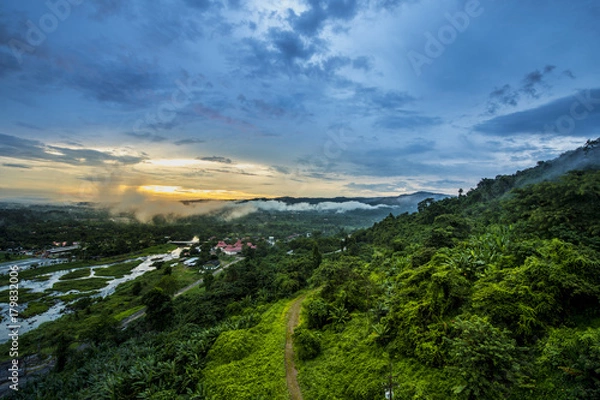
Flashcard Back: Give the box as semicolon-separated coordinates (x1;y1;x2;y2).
203;271;215;291
131;281;142;296
312;243;322;270
54;333;73;372
445;315;524;399
157;275;177;296
304;297;330;329
418;198;435;213
142;288;173;330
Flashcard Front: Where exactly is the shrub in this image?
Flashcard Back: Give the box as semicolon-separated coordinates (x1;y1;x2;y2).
293;327;321;361
304;297;330;329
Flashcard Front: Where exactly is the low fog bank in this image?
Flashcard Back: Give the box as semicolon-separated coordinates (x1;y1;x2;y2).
98;189;398;223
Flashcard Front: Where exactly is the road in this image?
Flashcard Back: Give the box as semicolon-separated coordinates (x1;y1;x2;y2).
120;257;244;329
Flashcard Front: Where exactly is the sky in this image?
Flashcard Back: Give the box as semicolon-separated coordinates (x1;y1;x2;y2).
0;0;599;204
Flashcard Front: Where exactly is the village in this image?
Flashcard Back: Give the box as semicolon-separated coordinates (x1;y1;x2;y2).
0;232;316;274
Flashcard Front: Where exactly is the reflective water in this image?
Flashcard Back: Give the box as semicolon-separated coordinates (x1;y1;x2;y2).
0;248;181;343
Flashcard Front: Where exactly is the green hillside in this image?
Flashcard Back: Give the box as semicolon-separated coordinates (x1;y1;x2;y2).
7;141;600;399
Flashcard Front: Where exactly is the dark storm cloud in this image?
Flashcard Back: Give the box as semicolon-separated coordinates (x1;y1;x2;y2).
522;67;551;98
357;87;414;110
2;163;32;169
236;38;314;78
287;0;359;37
209;168;259;176
173;138;206;146
269;29;320;63
476;89;600;136
0;133;147;166
487;84;519;113
236;27;362;81
487;65;559;114
198;156;233;164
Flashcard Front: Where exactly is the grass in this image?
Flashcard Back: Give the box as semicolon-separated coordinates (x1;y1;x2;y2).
21;300;53;318
178;284;206;297
295;314;389;400
132;243;178;257
218;254;239;265
0;288;46;303
172;263;202;283
0;253;31;262
202;299;291;400
51;278;110;293
114;305;145;321
59;268;91;280
29;274;52;282
295;311;451;400
93;261;139;278
19;259;117;280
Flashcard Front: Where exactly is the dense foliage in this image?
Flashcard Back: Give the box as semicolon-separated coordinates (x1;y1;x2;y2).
294;168;600;399
6;144;600;399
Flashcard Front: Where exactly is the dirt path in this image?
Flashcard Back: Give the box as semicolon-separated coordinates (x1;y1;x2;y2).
286;294;306;400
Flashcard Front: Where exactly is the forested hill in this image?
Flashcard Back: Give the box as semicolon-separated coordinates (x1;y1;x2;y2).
297;144;600;399
7;140;600;400
459;137;600;203
360;138;600;251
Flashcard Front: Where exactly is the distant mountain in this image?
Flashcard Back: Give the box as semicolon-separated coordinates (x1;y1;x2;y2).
240;191;449;206
181;191;451;216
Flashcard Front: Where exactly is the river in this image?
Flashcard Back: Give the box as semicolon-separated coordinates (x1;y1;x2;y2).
0;248;181;343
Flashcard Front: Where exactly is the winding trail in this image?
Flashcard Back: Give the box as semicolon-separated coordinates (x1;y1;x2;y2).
285;294;306;400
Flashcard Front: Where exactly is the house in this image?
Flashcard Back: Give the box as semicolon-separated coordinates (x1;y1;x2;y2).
43;244;80;258
183;257;199;267
215;239;257;255
202;259;221;271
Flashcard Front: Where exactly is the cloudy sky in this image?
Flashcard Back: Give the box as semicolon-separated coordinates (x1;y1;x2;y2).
1;0;599;203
